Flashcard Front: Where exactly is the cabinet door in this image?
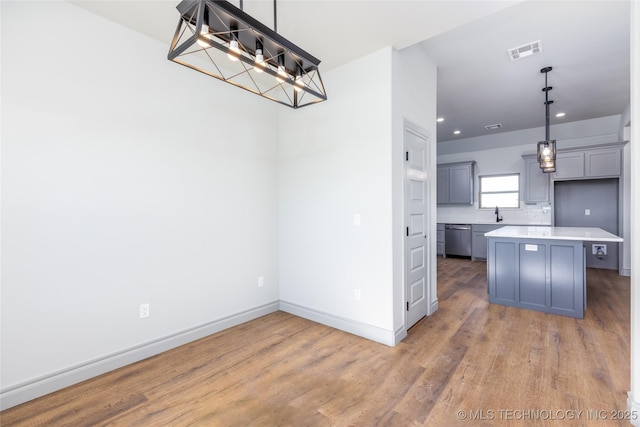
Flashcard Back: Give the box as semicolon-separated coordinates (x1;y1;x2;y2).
524;158;550;203
518;242;547;308
472;231;488;260
436;166;449;204
585;148;621;177
554;152;585;179
471;224;503;260
448;163;473;205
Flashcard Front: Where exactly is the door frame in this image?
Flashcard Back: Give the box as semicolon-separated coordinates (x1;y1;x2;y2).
403;121;434;330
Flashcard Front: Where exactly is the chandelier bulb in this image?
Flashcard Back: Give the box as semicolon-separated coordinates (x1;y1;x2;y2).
276;53;287;83
227;26;240;61
197;24;210;48
254;40;265;73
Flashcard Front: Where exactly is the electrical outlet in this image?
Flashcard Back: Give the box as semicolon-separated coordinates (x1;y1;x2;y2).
354;214;361;226
585;209;591;216
258;276;264;287
592;244;607;255
354;289;361;301
139;303;149;319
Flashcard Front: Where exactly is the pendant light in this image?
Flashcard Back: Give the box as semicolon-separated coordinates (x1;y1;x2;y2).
168;0;327;109
537;66;556;173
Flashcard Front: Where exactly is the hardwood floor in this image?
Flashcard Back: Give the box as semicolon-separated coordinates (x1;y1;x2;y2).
1;258;631;426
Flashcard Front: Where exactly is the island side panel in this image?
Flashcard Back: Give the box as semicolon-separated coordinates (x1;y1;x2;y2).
487;237;585;318
488;240;517;305
548;243;585;317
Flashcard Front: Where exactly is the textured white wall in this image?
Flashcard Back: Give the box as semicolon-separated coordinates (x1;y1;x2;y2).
1;0;279;394
277;48;395;336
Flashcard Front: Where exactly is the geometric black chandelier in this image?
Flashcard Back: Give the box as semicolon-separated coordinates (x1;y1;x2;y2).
168;0;327;109
537;66;556;173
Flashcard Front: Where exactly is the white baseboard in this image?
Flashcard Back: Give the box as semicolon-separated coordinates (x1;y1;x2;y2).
628;391;640;426
0;302;279;411
394;326;407;345
430;299;439;315
621;268;631;277
279;300;397;347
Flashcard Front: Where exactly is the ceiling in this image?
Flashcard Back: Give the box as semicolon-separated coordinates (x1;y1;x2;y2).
72;0;631;143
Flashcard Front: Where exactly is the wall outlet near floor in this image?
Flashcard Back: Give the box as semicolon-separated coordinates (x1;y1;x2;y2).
354;289;361;301
258;276;264;287
139;303;150;319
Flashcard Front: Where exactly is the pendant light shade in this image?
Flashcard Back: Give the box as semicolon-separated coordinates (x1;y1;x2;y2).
537;140;556;166
168;0;327;109
537;66;556;172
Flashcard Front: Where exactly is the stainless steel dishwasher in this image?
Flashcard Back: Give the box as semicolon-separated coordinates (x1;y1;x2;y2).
445;224;472;257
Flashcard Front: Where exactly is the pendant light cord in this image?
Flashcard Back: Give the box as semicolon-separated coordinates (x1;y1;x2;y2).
541;66;553;141
274;0;277;32
545;71;550;140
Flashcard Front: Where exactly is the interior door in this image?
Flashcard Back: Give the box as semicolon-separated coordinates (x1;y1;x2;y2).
405;126;430;329
554;179;619;270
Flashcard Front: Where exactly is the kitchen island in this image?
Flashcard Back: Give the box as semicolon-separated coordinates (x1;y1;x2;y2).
485;226;623;318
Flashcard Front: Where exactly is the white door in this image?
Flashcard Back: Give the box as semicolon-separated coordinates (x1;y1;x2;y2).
405;125;430;329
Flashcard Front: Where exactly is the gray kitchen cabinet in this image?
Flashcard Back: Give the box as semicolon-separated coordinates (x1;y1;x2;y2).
585;147;621;177
471;224;504;260
553;145;622;180
437;161;475;205
437;223;445;256
436;168;449;205
554;151;585;179
522;155;550;203
487;236;585;318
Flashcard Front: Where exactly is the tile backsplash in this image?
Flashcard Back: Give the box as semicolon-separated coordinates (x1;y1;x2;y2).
437;202;552;225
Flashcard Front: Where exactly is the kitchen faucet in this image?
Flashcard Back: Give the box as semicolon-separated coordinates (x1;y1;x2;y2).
495;206;503;223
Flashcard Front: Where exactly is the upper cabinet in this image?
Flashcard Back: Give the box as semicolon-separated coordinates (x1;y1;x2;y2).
437;161;475;205
554;145;622;180
554;151;585;179
522;155;550;203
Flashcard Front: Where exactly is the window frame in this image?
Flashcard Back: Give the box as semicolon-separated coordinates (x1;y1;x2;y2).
478;173;520;209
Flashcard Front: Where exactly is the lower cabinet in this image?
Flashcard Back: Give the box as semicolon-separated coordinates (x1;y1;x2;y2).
487;237;585;318
437;223;445;256
471;224;503;260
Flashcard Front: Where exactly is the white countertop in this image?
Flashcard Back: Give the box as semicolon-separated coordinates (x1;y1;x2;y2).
485;226;623;242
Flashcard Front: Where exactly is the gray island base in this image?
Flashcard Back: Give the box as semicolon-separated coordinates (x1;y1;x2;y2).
485;226;623;319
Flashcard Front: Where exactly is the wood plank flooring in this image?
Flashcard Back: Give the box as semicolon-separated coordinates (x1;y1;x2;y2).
1;258;631;426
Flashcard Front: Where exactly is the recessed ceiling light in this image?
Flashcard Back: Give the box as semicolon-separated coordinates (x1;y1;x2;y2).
555;112;566;118
437;117;445;123
453;130;461;135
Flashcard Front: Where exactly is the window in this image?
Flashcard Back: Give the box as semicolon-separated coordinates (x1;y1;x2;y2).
479;174;519;208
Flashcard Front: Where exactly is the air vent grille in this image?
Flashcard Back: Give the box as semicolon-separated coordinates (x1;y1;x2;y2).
508;40;543;61
484;123;503;130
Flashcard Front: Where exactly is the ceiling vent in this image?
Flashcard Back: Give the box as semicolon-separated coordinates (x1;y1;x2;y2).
484;123;503;130
507;40;543;61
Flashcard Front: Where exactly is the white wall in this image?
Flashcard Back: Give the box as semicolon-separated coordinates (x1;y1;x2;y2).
278;48;396;344
391;44;438;334
437;116;626;225
628;1;640;422
1;1;279;407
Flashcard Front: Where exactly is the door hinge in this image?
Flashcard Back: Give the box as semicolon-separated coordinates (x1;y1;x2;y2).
405;151;409;161
406;227;409;237
406;301;409;311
